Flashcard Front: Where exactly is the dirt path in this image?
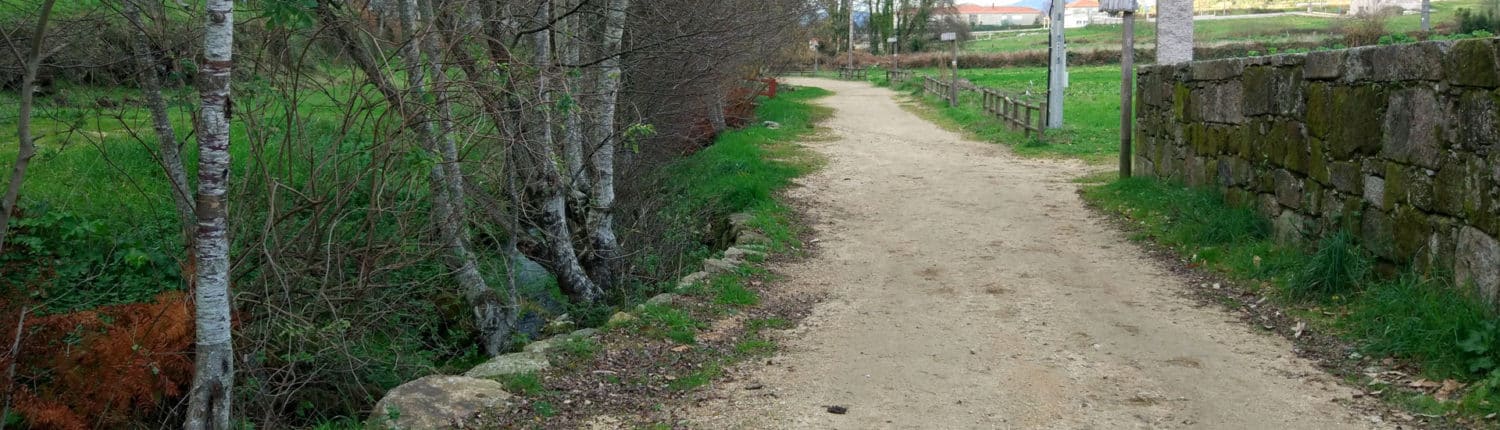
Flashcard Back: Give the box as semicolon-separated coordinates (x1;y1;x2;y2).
681;78;1384;429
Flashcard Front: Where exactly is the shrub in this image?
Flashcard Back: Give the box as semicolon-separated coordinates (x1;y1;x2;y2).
1456;1;1500;34
1338;11;1392;46
3;292;194;429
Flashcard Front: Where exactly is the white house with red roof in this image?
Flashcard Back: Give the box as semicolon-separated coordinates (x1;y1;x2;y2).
1063;0;1100;27
954;4;1045;27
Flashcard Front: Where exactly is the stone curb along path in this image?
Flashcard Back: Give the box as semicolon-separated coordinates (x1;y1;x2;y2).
367;211;775;429
681;77;1393;429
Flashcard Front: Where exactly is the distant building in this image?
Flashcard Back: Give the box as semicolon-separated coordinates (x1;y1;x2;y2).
953;4;1045;27
1064;0;1100;27
1349;0;1420;14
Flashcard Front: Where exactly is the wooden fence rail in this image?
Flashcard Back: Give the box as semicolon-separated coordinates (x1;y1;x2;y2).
886;69;914;83
922;76;953;104
837;67;868;80
979;88;1046;137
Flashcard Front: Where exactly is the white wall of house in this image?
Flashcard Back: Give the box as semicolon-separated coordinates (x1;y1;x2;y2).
1063;8;1093;27
967;12;1043;26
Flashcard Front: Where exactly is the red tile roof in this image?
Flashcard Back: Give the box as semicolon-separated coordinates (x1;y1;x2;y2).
954;4;1044;14
1065;0;1101;8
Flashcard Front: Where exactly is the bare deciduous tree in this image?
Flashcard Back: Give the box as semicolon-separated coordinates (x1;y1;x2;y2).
0;0;58;255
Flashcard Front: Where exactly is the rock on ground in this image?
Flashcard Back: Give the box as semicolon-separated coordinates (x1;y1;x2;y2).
464;352;550;380
369;375;511;429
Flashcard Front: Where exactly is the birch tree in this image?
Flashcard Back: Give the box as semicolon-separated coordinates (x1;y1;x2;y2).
527;0;604;302
585;0;628;286
0;0;58;255
184;0;235;427
123;0;195;248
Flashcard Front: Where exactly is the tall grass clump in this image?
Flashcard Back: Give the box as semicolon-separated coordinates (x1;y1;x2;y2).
1285;231;1374;301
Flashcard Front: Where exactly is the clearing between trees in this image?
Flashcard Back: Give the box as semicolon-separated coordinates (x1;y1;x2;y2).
681;78;1388;429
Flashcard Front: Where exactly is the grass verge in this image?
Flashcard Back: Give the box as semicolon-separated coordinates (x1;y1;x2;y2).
1083;176;1500;426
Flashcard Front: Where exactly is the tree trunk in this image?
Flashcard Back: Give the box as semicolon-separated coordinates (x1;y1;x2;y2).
404;0;513;355
563;0;591;212
184;0;235;428
585;0;629;288
123;0;195;249
533;0;603;302
0;0;57;255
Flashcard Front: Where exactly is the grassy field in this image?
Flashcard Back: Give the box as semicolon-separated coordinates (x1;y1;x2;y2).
878;65;1124;164
965;0;1487;54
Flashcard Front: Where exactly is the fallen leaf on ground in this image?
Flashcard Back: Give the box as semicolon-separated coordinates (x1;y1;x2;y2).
1435;379;1465;401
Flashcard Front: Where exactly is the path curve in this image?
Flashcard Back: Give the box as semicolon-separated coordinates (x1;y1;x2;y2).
682;78;1383;429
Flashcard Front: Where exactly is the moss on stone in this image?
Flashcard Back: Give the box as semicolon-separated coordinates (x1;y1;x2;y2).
1383;162;1409;209
1309;138;1329;184
1306;82;1332;140
1448;39;1500;88
1172;83;1191;121
1391;205;1434;260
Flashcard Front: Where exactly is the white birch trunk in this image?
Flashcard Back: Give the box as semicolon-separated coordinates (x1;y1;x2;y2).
124;0;195;248
0;0;57;255
585;0;629;287
562;0;591;213
184;0;235;428
403;0;513;355
535;0;603;302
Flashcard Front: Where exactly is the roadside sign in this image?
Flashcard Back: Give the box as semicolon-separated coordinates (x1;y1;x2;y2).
940;32;956;41
887;37;898;43
1100;0;1137;11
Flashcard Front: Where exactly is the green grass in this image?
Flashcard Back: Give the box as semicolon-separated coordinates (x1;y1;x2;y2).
669;362;724;391
554;335;601;361
884;66;1124;164
634;303;705;345
1082;176;1500;420
499;372;547;396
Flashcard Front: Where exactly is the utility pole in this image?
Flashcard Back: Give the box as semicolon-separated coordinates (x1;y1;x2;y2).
1046;0;1066;128
848;0;855;69
951;35;959;107
1102;0;1138;178
894;0;901;70
1120;11;1134;178
1421;0;1431;31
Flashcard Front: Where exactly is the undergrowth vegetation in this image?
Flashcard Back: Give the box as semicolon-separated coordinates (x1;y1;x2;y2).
1083;177;1500;420
487;87;828;424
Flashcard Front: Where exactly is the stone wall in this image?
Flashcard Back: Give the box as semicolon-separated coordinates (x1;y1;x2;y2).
1134;38;1500;302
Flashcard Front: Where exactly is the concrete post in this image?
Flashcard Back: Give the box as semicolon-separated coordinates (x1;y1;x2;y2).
1156;0;1194;64
1047;0;1066;128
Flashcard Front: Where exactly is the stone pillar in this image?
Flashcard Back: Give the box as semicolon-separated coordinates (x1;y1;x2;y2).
1156;0;1194;64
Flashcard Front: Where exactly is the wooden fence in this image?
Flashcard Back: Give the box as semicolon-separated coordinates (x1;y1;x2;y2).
922;76;952;103
886;69;914;83
917;75;1047;137
837;67;868;80
979;88;1045;137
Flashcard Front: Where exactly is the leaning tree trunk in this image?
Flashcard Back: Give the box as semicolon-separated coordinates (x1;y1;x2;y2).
414;0;515;356
532;0;603;302
0;0;57;255
123;0;195;249
585;0;629;287
184;0;235;428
